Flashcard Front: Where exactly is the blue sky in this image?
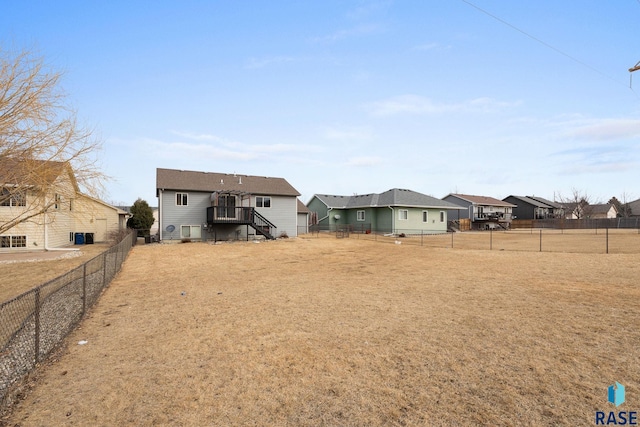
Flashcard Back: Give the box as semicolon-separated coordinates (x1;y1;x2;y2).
2;1;640;206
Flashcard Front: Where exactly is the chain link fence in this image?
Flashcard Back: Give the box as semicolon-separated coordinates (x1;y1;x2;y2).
0;230;136;406
306;225;640;254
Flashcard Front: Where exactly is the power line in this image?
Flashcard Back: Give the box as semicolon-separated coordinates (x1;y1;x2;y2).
459;0;629;90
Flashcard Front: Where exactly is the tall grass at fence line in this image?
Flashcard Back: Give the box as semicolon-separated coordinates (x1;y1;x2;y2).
0;230;136;408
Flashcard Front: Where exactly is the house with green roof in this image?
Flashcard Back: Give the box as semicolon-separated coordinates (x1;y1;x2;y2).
306;188;465;235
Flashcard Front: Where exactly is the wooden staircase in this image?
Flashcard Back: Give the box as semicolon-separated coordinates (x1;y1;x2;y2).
206;206;277;240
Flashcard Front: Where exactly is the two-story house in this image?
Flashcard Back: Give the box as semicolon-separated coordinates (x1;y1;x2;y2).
156;168;301;242
0;158;127;251
443;193;516;230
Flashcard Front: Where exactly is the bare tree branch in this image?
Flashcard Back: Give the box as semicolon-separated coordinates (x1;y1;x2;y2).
0;48;105;236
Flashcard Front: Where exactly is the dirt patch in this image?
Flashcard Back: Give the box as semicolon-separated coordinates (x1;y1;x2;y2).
3;237;640;426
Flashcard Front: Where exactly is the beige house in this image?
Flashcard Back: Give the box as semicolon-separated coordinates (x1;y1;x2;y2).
0;158;127;251
585;203;618;219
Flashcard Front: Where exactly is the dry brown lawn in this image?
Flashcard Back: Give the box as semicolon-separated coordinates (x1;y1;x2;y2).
3;235;640;426
0;244;112;303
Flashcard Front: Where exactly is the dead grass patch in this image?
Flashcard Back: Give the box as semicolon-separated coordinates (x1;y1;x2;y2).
0;244;111;303
4;237;640;426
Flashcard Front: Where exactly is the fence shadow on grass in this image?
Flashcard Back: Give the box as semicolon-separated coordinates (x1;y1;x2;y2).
0;230;136;407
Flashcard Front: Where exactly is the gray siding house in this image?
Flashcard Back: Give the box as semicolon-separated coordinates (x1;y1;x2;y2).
156;168;301;242
629;198;640;217
297;199;310;235
503;195;554;220
307;188;464;234
443;193;516;230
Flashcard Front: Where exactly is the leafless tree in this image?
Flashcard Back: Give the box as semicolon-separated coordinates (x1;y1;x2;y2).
557;188;596;219
609;192;634;218
0;48;104;235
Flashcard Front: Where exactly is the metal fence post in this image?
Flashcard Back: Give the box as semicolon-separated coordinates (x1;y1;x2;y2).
451;231;454;249
490;228;493;250
539;229;542;252
82;263;87;316
103;251;107;287
606;227;609;254
34;288;40;363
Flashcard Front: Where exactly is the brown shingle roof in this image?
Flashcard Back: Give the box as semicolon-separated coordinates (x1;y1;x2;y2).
449;193;516;208
297;199;310;214
156;168;300;197
0;157;76;189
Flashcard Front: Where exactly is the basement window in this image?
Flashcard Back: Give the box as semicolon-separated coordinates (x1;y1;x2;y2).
1;235;26;248
181;225;201;239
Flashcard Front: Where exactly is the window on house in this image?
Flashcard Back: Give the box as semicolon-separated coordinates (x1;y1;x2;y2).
0;188;9;206
69;198;74;211
357;210;365;221
176;193;188;206
12;236;26;248
54;194;61;210
181;225;201;239
440;211;445;222
422;211;428;222
1;188;26;207
0;235;26;248
399;210;408;220
256;196;271;208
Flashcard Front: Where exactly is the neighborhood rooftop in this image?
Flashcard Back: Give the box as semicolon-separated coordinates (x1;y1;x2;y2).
314;189;465;209
447;194;516;208
505;195;554;208
156;168;300;196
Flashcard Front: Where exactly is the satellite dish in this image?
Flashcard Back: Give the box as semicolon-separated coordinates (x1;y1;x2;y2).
166;225;175;232
334;214;340;220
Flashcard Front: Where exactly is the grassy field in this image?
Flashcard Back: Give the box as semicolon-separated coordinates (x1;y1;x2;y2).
3;235;640;426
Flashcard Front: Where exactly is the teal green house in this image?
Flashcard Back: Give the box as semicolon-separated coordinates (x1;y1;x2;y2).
307;188;465;234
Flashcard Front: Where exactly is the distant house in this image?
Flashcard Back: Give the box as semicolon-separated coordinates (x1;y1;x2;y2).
297;199;310;235
560;202;617;220
117;205;159;235
0;158;127;251
156;168;301;242
307;188;465;234
584;203;618;219
526;196;565;218
628;198;640;217
443;194;516;230
503;195;556;220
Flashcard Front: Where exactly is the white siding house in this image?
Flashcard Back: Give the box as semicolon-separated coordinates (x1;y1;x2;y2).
0;158;127;251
